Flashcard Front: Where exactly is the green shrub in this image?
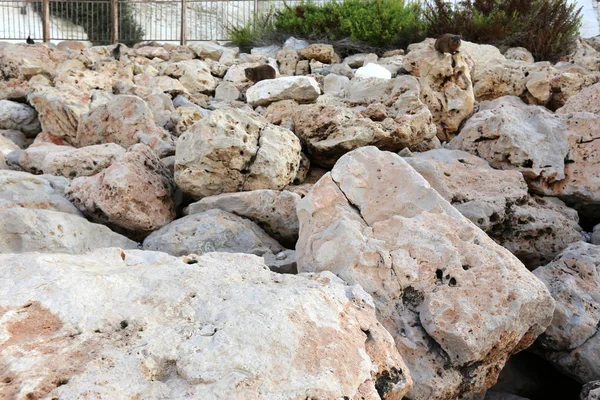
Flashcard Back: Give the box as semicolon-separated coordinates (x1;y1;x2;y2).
34;0;144;46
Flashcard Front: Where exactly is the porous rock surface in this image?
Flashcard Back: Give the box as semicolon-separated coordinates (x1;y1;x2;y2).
0;249;412;399
296;146;555;400
533;241;600;383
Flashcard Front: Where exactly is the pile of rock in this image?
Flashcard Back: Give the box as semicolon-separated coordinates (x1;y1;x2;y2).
1;35;600;399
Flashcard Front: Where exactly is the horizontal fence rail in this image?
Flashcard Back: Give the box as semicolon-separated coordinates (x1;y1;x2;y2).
0;0;460;43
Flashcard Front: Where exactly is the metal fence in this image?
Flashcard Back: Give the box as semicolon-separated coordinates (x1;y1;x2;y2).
0;0;455;43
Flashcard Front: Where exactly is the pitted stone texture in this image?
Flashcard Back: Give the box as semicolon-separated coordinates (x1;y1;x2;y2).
296;146;555;400
175;107;302;199
449;96;569;186
66;144;175;239
163;60;218;95
76;94;174;157
185;189;301;247
0;249;412;399
246;76;321;107
0;170;79;216
41;143;126;178
0;208;137;254
557;82;600;115
533;242;600;383
299;44;337;63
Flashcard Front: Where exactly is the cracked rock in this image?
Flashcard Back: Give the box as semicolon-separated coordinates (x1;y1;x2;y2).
296;146;555;400
532;241;600;383
174;107;303;199
0;249;412;399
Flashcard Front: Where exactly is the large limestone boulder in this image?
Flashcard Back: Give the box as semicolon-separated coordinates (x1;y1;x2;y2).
76;94;175;157
296;146;555;400
246;76;321;107
404;149;585;269
162;60;218;95
0;249;412;399
175;107;303;199
533;242;600;383
504;47;535;64
298;43;337;63
403;47;475;141
0;208;137;254
41;143;126;178
0;100;41;136
185;189;301;247
7;143;73;174
530;112;600;218
66;144;175;238
0;42;57;79
28;88;90;142
449;96;569;186
0;170;80;215
557;82;600;115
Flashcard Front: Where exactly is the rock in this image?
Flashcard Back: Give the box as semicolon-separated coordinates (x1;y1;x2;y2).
143;208;284;258
0;43;56;80
377;55;406;77
450;96;569;186
168;45;197;62
525;72;552;104
284;36;309;50
262;99;297;130
309;59;331;75
163;60;218;95
564;39;600;72
223;62;259;89
251;45;281;59
56;41;89;52
0;170;80;215
344;53;378;68
582;381;600;400
551;72;599;110
170;106;203;136
41;143;126;178
0;134;19;157
0;129;28;148
295;59;310;75
403;149;584;269
28;88;90;143
66;144;175;238
331;63;355;79
593;225;600;245
557;82;600;115
299;44;336;63
188;41;230;60
144;92;175;129
0;100;41;136
134;46;170;60
504;47;535;63
277;46;299;75
323;73;350;97
132;73;187;97
76;94;175;157
296;146;555;400
0;208;137;254
529;112;600;218
355;63;392;79
403;48;474;141
533;241;600;383
8;144;73;174
175;107;303;199
185;189;301;247
214;81;240;102
246;76;320;107
0;249;411;399
361;103;388;121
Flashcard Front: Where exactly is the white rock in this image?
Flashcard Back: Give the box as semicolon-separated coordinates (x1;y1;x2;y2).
0;208;137;254
41;143;126;178
0;99;41;136
246;76;321;107
214;81;240;102
324;74;350;97
355;63;392;79
284;36;309;50
0;249;413;399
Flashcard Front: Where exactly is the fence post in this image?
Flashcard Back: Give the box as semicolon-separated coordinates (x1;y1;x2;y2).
180;0;187;45
111;0;119;44
42;0;50;42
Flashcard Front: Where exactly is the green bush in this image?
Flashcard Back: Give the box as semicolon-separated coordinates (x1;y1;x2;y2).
35;0;144;46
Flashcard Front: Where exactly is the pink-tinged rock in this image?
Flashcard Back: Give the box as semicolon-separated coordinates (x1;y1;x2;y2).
66;144;175;238
76;94;175;157
296;146;555;400
42;143;126;178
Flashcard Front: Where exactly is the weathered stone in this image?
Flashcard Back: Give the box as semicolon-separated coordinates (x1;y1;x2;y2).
189;41;235;61
0;43;56;80
0;208;137;254
299;44;336;63
323;73;350;97
262;99;297;130
533;242;600;383
557;82;600;115
297;146;555;400
295;59;310;75
66;144;175;238
356;63;392;79
214;81;240;102
246;76;320;107
144;92;175;129
0;134;19;158
0;249;411;399
344;53;378;68
9;144;73;174
0;100;41;136
404;48;474;141
163;60;218;95
276;46;299;75
581;381;600;400
0;170;80;215
450;96;569;185
41;143;126;178
504;47;535;63
175;108;302;199
186;189;301;247
223;62;260;89
551;72;599;110
563;39;600;72
170;106;203;136
0;129;29;149
134;46;170;60
76;94;175;157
